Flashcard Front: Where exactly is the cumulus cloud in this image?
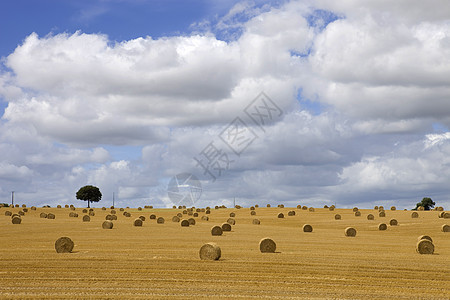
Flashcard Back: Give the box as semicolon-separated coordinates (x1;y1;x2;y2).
1;0;450;209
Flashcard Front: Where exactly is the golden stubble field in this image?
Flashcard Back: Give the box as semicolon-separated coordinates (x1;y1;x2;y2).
1;205;449;299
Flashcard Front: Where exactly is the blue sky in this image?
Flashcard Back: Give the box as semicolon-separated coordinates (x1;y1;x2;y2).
1;0;450;209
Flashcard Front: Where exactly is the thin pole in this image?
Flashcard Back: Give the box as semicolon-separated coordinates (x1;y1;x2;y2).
113;192;115;207
11;191;14;207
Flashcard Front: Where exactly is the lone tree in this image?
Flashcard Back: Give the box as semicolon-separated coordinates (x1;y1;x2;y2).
415;197;435;211
76;185;102;208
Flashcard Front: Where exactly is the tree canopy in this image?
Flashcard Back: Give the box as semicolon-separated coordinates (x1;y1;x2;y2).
76;185;102;208
414;197;435;211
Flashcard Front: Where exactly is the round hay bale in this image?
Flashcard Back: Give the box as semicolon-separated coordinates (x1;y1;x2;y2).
374;206;378;210
259;238;276;253
201;216;209;221
65;205;69;208
138;207;142;211
367;214;375;220
5;211;12;216
70;206;76;211
31;206;37;210
110;206;115;209
379;211;386;217
352;207;358;212
389;219;398;226
211;225;223;235
302;224;313;232
199;242;221;260
334;214;341;220
278;204;285;208
417;235;433;242
324;205;329;208
82;215;90;222
277;213;284;218
205;210;211;214
443;212;450;219
308;207;315;212
378;206;384;211
40;212;48;218
287;210;295;216
229;212;235;217
251;211;256;216
354;211;361;217
182;210;188;215
11;216;21;224
302;206;308;210
180;219;190;227
124;212;131;217
139;216;146;221
329;206;335;211
188;218;196;225
297;205;302;209
249;206;255;211
411;212;419;218
172;216;180;222
227;218;235;225
188;211;193;216
18;211;25;216
55;237;74;253
438;211;445;218
119;208;124;211
47;213;55;219
111;214;117;220
252;219;260;225
102;220;113;229
157;217;165;224
89;211;95;216
416;239;434;254
176;212;182;218
82;209;88;213
133;218;143;226
267;204;271;207
193;212;198;217
102;207;106;210
378;223;387;230
110;210;116;215
345;227;357;237
221;223;232;231
105;214;113;221
418;206;425;211
150;214;156;219
442;224;450;232
11;213;19;218
436;206;444;211
390;206;396;211
23;208;28;212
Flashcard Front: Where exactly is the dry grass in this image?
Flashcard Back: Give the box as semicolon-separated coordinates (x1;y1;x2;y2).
0;206;449;299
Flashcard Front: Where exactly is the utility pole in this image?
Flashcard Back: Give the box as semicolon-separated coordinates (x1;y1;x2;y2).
234;197;236;208
11;191;14;207
112;192;115;207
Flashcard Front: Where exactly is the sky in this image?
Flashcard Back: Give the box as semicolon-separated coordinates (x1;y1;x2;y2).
1;0;450;209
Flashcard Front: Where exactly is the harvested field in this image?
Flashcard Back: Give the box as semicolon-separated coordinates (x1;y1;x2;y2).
0;206;449;299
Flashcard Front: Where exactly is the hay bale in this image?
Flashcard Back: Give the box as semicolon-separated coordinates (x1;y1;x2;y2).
139;216;146;221
31;206;37;210
111;214;117;220
150;214;156;219
417;235;433;242
390;206;396;211
5;211;12;216
70;206;76;211
102;207;106;210
199;242;221;260
82;209;88;213
329;206;335;211
47;213;55;219
201;216;209;221
102;220;113;229
436;206;444;211
182;210;188;215
188;211;193;216
302;224;313;232
227;218;235;225
438;212;445;218
65;205;69;208
442;225;450;232
374;206;378;210
378;223;387;230
188;218;196;225
324;205;329;208
138;207;142;211
379;211;386;217
23;208;28;212
82;215;90;222
367;214;375;220
411;212;419;218
259;238;276;253
193;212;199;217
205;210;211;214
309;207;315;212
378;206;384;211
89;211;95;216
418;206;425;211
55;237;74;253
354;211;361;217
211;225;223;236
172;216;180;222
267;204;271;207
133;218;143;226
335;214;341;220
277;213;284;218
157;217;165;224
229;212;235;217
302;206;308;210
180;219;190;227
251;211;256;216
252;219;260;225
18;211;25;216
352;207;358;212
176;212;182;218
345;227;357;237
443;212;450;219
416;239;434;254
287;210;295;216
11;216;21;224
119;208;124;211
105;214;113;221
110;210;116;215
123;212;131;217
297;205;302;209
389;219;398;226
278;204;285;208
221;223;232;231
